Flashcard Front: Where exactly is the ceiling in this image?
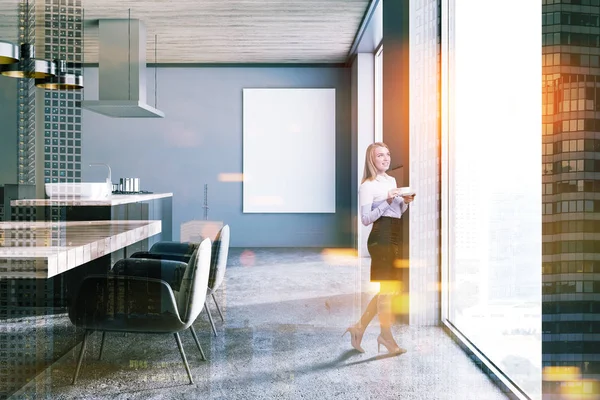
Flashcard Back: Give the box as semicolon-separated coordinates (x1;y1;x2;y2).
0;0;371;64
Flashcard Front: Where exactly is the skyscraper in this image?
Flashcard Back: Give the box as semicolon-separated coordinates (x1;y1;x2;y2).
542;1;600;398
39;0;84;187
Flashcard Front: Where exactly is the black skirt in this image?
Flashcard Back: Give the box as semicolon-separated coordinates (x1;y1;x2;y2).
367;216;403;282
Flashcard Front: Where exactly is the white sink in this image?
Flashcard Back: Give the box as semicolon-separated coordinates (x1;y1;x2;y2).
45;182;112;200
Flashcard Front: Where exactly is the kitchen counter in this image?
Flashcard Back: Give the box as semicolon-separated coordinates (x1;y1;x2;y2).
0;220;161;279
11;192;173;207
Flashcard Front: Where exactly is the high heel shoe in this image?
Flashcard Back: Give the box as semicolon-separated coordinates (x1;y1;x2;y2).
377;335;406;355
343;325;365;353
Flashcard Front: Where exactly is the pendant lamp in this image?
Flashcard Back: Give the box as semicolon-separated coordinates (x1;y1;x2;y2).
34;6;84;90
0;43;55;78
1;1;84;90
0;0;55;79
36;59;83;90
0;40;19;64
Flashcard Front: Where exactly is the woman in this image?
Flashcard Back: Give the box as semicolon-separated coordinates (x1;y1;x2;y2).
344;142;414;354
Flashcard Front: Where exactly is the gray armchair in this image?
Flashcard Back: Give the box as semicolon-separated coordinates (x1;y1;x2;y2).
129;225;230;337
68;238;212;385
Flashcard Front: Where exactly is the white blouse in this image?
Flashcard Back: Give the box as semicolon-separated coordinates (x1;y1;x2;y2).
359;174;408;226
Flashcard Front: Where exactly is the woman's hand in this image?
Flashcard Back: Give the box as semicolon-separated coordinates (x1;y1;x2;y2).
387;188;401;199
387;188;401;204
402;194;415;204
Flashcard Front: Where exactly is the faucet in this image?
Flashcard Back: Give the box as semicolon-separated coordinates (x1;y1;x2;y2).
89;163;112;184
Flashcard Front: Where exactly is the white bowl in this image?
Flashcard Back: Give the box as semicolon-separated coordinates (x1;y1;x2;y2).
45;182;112;200
397;186;415;196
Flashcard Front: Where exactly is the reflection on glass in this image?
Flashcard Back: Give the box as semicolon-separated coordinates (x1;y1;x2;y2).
374;46;383;143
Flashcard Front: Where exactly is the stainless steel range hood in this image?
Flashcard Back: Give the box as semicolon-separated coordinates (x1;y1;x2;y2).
82;19;165;118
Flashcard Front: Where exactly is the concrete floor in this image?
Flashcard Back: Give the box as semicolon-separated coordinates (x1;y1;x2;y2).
13;248;509;399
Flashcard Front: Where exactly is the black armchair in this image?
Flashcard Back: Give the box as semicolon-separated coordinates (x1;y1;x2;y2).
68;238;212;385
129;225;230;337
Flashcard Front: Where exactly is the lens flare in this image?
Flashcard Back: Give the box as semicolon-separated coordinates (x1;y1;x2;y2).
240;249;255;267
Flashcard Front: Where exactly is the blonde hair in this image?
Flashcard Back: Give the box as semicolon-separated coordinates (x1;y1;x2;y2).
362;142;389;183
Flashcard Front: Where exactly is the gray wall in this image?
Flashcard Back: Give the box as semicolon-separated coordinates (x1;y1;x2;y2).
0;77;18;185
82;66;352;247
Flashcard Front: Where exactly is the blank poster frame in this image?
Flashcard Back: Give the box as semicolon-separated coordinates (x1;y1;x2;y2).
242;88;336;214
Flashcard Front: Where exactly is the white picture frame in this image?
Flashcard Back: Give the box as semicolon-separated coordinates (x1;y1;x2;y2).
242;88;336;213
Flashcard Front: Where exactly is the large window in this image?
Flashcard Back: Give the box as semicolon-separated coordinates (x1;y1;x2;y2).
442;0;542;398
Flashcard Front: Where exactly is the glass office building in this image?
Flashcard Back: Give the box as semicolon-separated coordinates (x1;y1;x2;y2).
0;0;83;397
40;0;84;185
542;0;600;398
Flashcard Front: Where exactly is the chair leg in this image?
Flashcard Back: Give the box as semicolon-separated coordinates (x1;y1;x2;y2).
174;332;194;385
98;331;106;361
189;325;206;361
205;305;217;337
72;329;90;385
212;293;224;322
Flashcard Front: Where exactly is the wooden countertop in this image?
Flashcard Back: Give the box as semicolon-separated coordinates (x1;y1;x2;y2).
11;192;173;207
0;220;161;279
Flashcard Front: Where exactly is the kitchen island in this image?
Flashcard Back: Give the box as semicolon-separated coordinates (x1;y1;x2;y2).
10;192;173;246
11;192;172;207
0;219;161;279
2;192;174;314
